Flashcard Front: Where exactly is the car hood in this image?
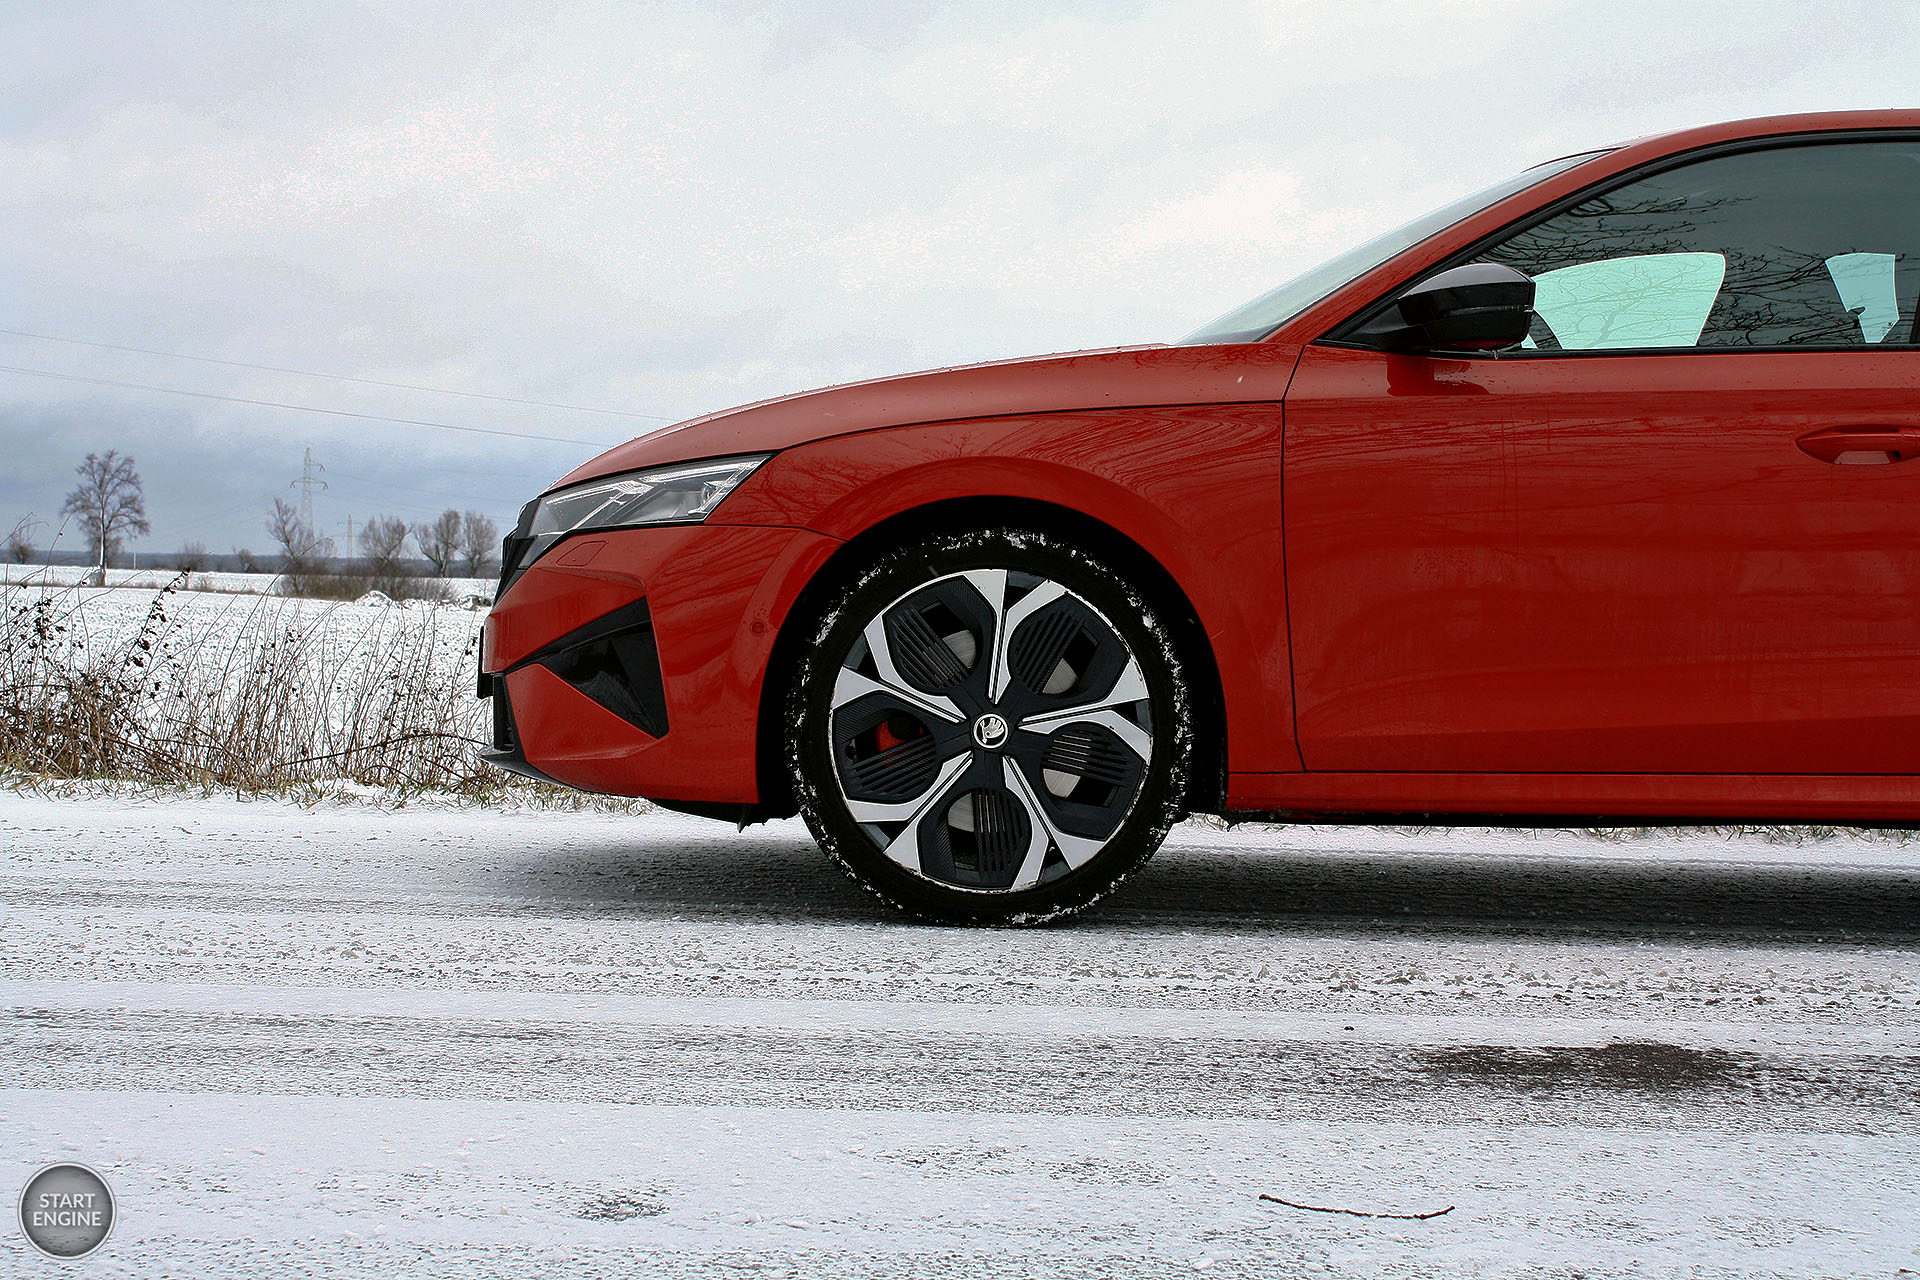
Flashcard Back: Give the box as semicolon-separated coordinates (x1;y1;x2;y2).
551;340;1303;489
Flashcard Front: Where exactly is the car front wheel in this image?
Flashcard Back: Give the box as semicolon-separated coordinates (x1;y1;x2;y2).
787;528;1191;925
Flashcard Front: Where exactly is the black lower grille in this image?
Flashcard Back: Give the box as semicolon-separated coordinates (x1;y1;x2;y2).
497;599;669;739
544;634;667;737
490;676;515;750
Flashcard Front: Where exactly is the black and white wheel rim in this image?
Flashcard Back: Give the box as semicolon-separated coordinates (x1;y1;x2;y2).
827;568;1153;893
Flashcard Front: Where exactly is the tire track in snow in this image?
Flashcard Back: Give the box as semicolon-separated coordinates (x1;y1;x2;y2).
8;997;1919;1133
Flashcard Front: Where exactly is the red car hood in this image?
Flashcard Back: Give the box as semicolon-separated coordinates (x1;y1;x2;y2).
552;341;1303;488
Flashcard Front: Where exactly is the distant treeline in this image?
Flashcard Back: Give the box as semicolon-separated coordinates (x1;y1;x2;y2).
18;548;490;578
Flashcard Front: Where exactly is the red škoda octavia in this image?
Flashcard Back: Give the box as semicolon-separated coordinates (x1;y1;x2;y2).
482;110;1920;923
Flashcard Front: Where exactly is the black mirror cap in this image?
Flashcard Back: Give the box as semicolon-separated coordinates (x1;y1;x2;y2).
1354;262;1536;353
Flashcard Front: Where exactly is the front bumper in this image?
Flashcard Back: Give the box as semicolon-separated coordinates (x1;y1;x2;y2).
479;522;840;804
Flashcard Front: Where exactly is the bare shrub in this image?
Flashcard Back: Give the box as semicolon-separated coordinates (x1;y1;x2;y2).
0;578;581;801
7;517;37;565
169;541;212;572
288;572;370;601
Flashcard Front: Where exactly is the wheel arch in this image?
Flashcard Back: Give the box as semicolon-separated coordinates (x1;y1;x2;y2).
754;495;1229;819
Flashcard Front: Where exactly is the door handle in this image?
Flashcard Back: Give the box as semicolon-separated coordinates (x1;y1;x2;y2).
1796;426;1920;465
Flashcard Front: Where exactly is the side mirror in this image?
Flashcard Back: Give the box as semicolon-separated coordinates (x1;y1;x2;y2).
1357;262;1535;353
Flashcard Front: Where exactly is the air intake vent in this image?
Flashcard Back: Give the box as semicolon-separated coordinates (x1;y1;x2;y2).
521;600;669;738
490;676;516;751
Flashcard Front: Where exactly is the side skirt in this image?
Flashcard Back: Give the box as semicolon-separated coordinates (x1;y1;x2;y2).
1224;770;1920;825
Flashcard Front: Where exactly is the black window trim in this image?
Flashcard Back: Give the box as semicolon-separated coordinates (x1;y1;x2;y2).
1318;127;1920;359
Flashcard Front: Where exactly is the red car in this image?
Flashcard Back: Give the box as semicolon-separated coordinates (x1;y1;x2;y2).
482;110;1920;923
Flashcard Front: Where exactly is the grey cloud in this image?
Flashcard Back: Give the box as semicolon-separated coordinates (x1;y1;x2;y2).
2;0;1912;551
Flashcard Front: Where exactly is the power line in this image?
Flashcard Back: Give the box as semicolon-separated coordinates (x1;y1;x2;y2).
0;327;676;421
334;493;502;521
0;364;616;446
325;467;526;506
164;494;280;543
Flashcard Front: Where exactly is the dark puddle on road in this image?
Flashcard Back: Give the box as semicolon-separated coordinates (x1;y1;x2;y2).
1420;1040;1747;1091
575;1190;667;1221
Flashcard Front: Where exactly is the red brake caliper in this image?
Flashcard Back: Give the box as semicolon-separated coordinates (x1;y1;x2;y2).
873;715;925;753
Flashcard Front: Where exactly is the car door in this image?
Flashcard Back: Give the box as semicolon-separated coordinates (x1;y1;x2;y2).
1282;136;1920;776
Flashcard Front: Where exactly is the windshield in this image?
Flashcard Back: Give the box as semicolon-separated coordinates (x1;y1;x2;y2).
1176;151;1607;345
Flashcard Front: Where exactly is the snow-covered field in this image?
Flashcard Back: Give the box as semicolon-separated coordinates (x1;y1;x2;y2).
6;578;479;657
8;578;482;662
3;790;1916;1277
0;564;494;602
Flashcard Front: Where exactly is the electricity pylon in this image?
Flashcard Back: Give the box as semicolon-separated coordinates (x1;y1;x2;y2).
291;447;327;530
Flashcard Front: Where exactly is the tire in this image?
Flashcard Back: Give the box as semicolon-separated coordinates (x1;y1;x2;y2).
786;528;1191;925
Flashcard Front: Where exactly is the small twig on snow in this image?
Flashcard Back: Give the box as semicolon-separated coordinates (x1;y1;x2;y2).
1259;1194;1454;1221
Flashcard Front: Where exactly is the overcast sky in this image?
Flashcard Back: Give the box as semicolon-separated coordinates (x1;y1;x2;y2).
2;0;1914;556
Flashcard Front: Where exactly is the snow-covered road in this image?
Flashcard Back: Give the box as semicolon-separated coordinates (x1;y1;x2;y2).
3;792;1917;1277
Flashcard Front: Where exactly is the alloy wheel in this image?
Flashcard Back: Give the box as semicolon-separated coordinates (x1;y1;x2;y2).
825;568;1154;893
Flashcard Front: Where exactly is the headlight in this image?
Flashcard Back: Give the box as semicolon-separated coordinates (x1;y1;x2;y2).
531;454;768;538
502;454;769;590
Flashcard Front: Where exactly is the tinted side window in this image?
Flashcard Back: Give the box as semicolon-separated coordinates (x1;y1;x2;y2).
1485;140;1920;350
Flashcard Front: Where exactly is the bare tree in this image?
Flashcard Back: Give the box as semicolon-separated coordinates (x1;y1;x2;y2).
266;497;330;561
359;515;414;597
61;451;151;585
457;510;499;578
6;516;38;565
266;497;334;594
360;515;408;564
415;508;462;577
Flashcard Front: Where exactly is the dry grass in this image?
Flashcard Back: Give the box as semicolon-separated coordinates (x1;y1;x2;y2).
0;575;616;805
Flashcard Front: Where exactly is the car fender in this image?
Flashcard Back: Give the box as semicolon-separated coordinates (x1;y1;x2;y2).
721;406;1304;774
